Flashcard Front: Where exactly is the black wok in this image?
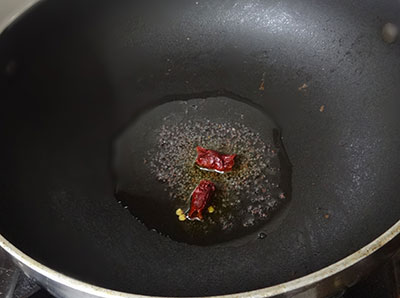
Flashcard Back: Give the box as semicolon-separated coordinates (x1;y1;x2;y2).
0;0;400;296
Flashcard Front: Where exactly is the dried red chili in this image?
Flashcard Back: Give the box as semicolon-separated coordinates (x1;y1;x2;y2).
195;146;236;173
187;180;216;221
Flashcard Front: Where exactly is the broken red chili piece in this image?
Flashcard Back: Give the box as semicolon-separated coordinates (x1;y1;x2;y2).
195;146;236;173
187;180;216;221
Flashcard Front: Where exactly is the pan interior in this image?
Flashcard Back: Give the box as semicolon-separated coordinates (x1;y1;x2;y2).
0;0;400;296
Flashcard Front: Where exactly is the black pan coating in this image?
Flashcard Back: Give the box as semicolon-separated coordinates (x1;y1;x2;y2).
0;0;400;296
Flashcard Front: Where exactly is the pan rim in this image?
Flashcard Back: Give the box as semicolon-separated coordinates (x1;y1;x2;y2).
1;220;400;297
1;0;400;297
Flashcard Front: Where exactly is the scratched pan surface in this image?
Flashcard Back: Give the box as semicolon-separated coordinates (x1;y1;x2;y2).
0;0;400;296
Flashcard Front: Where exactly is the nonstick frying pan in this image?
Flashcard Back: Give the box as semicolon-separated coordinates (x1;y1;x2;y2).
0;0;400;297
